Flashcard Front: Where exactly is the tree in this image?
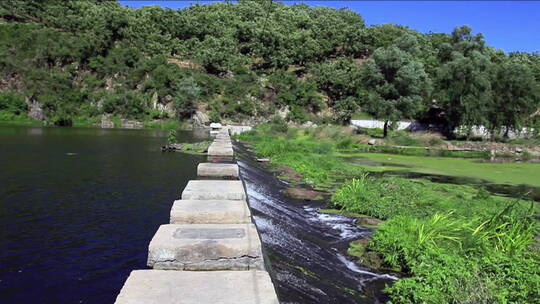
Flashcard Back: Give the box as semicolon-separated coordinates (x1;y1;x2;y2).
360;43;431;137
333;96;359;124
488;61;539;137
436;51;493;135
173;77;200;118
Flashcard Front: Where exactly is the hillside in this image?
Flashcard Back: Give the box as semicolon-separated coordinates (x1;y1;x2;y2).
0;0;539;134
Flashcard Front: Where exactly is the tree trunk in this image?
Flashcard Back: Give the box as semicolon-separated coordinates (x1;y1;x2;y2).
503;126;510;139
383;120;389;138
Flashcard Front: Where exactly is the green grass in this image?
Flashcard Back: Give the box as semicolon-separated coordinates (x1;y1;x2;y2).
72;116;101;127
239;124;540;304
0;111;43;126
355;144;490;159
143;119;183;130
343;152;540;187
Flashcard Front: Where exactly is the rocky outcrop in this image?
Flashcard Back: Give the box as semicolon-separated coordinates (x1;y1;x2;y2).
27;99;45;121
192;110;210;127
120;119;143;129
100;115;115;128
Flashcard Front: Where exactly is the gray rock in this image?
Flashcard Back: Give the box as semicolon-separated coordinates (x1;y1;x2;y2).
368;139;376;146
101;115;115;128
27;100;45;121
120;119;143;129
192;110;210;127
276;105;290;119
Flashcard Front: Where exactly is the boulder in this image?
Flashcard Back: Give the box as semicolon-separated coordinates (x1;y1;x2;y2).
120;119;143;129
27;100;45;121
101;115;115;128
192;110;210;127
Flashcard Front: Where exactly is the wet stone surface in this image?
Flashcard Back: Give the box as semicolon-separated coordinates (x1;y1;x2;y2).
173;228;246;239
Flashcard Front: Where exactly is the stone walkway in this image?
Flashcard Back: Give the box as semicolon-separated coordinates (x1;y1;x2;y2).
115;129;279;303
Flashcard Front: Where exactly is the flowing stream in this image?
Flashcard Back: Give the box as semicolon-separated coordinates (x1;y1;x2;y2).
235;144;397;304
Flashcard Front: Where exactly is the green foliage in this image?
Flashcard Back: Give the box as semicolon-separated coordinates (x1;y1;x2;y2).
488;60;540;136
360;35;432;136
1;1;538;132
242;124;540;303
369;204;539;303
0;92;27;115
166;129;177;145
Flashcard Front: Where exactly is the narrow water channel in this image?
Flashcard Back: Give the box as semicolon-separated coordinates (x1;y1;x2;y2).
235;144;397;304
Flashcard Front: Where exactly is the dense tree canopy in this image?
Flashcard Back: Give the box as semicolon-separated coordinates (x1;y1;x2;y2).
361;35;432;136
0;0;538;135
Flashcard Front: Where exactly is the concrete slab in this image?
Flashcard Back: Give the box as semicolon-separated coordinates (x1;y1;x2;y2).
147;224;264;270
211;140;232;146
197;163;239;179
207;155;235;163
182;180;246;200
115;270;279;304
170;199;251;224
208;143;234;156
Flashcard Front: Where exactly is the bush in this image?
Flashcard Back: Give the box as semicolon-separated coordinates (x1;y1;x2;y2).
391;133;421;146
369;204;539;303
331;175;430;219
336;138;355;149
167;129;177;145
0;92;27;115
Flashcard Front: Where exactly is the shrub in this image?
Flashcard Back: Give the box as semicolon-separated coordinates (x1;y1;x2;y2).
0;92;27;115
331;175;430;219
336;138;355;149
167;129;177;145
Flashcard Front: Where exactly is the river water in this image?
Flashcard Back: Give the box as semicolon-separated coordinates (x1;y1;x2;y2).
0;126;395;304
0;126;207;303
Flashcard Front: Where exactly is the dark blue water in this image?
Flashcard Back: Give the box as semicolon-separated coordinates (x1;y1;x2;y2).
0;126;207;303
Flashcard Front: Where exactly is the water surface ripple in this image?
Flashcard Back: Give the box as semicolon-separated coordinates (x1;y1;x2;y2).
0;126;207;303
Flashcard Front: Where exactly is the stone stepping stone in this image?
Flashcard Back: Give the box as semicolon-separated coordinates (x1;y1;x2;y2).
197;163;239;179
147;224;264;270
115;270;279;304
170;199;251;224
208;143;234;156
182;180;245;200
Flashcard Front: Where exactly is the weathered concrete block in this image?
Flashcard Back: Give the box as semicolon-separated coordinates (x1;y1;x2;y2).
115;270;279;304
197;163;239;179
208;142;234;156
182;180;246;200
207;155;235;163
170;199;251;224
147;224;264;270
211;140;232;146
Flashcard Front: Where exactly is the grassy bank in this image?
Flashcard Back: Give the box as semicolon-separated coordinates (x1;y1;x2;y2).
237;124;540;303
0;112;184;130
0;111;44;126
342;152;540;187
